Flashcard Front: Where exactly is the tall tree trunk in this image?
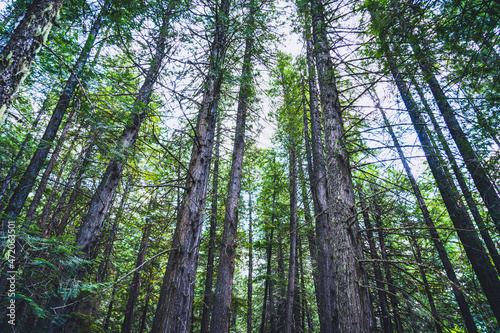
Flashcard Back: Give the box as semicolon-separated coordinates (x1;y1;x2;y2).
260;186;276;333
413;43;500;234
384;46;500;324
412;81;500;272
0;1;109;241
151;1;230;331
200;124;221;333
407;228;443;333
0;102;47;213
42;8;173;330
285;142;298;333
24;107;76;223
304;24;339;333
121;201;153;333
375;101;479;332
56;141;94;235
310;0;375;331
358;186;393;333
0;0;63;120
371;193;404;332
210;2;254;328
139;280;153;333
247;192;253;333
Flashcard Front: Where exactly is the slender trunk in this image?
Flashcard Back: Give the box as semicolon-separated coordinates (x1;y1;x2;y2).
413;81;500;272
56;141;94;235
37;138;76;231
139;282;153;333
304;24;338;333
25;107;76;223
372;198;403;332
103;276;118;332
285;142;298;333
0;0;63;120
0;1;109;239
151;1;230;331
407;229;443;333
200;124;221;333
121;205;153;333
358;186;393;333
247;192;253;333
210;4;254;330
375;101;479;332
260;188;276;333
385;46;500;324
0;103;46;212
310;0;374;331
72;6;172;261
414;43;500;234
45;141;93;236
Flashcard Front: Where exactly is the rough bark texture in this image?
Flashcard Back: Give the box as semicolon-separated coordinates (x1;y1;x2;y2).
0;0;63;121
209;3;253;328
310;0;375;331
200;125;221;333
414;44;500;234
73;5;170;259
0;1;108;242
150;1;229;331
304;26;338;333
376;103;478;333
386;50;500;324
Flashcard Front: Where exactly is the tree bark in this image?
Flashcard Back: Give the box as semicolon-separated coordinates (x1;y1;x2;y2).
412;81;500;273
285;142;298;333
151;1;230;331
310;0;375;331
413;43;500;234
385;47;500;324
247;192;253;333
200;124;221;333
375;101;479;332
0;0;109;242
0;0;63;121
304;23;339;333
358;186;393;333
210;2;254;329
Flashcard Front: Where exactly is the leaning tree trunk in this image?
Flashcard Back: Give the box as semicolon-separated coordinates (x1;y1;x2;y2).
375;101;479;333
0;0;63;121
150;1;230;331
210;3;254;329
412;80;500;273
42;7;174;331
0;0;109;243
384;46;500;324
200;124;221;333
407;228;443;333
412;42;500;234
310;0;375;331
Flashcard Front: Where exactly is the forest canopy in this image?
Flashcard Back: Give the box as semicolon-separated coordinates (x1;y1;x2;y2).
0;0;499;332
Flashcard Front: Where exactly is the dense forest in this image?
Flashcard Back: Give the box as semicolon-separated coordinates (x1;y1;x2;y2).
0;0;499;331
